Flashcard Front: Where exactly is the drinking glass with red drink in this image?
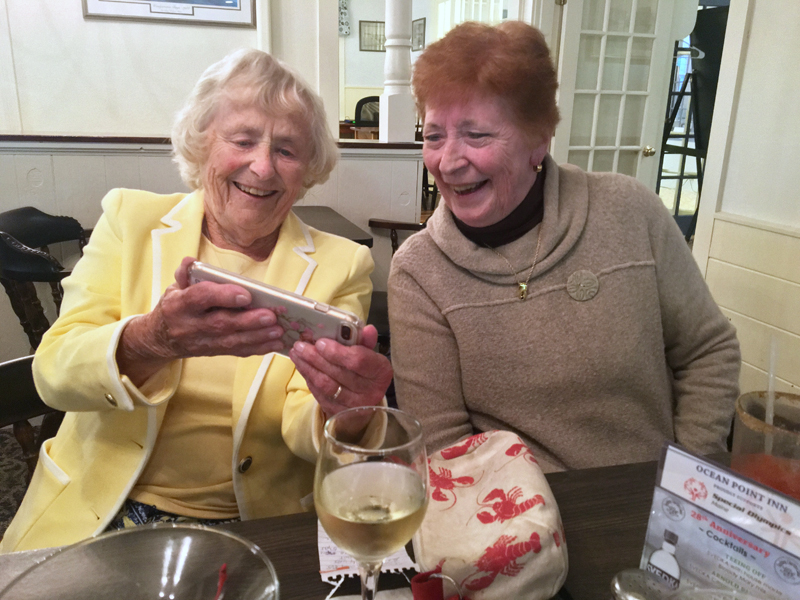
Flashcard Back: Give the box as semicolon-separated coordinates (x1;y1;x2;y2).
730;391;800;501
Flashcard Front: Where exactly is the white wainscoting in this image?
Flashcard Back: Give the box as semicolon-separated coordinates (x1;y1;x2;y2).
0;140;422;361
705;215;800;395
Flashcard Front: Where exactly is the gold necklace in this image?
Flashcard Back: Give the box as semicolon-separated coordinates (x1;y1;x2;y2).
486;231;542;301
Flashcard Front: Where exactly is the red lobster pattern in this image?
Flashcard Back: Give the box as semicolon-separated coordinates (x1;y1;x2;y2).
440;433;489;459
505;443;538;465
429;465;476;507
462;532;542;591
476;486;545;523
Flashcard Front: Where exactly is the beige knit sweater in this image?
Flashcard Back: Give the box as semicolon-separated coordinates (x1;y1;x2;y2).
388;156;740;472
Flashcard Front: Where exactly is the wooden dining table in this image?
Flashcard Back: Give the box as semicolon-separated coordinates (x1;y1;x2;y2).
215;458;660;600
0;458;660;599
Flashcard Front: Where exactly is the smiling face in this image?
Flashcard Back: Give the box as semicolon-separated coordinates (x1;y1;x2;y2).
422;94;549;228
201;92;311;258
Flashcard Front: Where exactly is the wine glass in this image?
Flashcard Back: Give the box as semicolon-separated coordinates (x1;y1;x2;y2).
315;405;429;600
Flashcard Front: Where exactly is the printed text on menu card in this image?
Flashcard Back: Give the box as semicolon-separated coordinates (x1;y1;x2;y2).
640;444;800;598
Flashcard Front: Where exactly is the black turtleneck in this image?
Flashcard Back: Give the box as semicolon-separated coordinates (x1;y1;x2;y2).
453;164;545;249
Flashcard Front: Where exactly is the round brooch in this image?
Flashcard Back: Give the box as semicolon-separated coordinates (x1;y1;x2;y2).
566;270;599;301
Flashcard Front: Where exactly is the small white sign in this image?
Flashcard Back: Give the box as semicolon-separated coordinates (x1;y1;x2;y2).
317;520;418;584
641;444;800;598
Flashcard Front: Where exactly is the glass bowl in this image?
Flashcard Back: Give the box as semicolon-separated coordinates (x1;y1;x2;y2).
0;523;279;600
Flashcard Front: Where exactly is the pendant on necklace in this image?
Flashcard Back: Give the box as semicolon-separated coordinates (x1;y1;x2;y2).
518;283;528;300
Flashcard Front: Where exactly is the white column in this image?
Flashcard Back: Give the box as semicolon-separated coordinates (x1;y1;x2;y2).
317;0;340;140
379;0;416;143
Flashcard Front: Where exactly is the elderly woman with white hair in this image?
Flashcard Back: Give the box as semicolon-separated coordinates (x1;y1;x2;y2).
1;49;391;553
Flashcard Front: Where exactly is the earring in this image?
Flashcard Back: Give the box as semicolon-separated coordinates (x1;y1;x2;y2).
535;164;543;173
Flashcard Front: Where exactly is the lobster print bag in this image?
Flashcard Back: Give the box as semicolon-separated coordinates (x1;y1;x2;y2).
413;430;568;600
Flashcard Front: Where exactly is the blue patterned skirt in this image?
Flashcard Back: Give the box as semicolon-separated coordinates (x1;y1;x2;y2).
106;499;240;531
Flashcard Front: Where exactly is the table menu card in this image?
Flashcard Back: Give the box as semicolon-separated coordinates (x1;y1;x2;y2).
641;443;800;598
317;520;417;589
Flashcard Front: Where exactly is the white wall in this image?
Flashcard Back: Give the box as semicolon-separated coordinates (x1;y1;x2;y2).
0;0;340;137
343;0;387;89
0;0;437;137
694;0;800;395
0;0;263;135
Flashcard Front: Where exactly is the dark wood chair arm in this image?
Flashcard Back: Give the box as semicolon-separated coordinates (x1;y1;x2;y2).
367;219;426;232
368;219;426;254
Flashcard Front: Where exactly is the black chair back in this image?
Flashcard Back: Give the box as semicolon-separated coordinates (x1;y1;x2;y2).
0;356;49;428
0;207;84;250
0;206;85;283
0;207;87;349
354;96;380;127
0;355;63;482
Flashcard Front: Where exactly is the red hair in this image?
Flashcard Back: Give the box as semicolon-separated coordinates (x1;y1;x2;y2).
413;21;560;141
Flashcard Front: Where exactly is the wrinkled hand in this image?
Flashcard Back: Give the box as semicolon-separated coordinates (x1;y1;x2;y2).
117;256;285;386
289;324;393;437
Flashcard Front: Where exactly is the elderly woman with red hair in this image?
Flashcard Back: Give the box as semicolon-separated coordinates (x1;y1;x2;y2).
388;21;740;472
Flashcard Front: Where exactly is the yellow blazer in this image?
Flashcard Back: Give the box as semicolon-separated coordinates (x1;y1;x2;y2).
0;189;373;552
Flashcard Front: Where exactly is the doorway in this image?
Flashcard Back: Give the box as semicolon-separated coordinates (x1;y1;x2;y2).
656;3;729;240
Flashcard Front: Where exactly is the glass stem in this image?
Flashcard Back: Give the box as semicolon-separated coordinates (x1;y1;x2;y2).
358;561;383;600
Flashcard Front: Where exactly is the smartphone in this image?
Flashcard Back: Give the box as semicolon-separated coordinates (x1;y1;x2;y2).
187;261;364;355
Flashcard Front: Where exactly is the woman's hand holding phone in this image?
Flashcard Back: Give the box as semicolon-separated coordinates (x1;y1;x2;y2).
288;326;393;433
117;256;391;414
158;257;287;357
116;257;286;386
184;260;391;429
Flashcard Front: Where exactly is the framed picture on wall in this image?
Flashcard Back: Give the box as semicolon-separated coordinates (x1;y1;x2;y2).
82;0;256;28
412;18;426;51
359;21;386;52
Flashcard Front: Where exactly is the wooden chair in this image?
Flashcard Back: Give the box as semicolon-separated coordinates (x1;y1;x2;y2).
421;165;439;212
0;207;87;349
0;355;63;483
368;218;427;254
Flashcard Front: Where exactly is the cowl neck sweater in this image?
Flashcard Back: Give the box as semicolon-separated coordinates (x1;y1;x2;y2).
388;153;740;471
425;155;589;286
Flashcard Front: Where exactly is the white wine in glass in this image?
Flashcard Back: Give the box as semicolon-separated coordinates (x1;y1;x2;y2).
315;406;428;600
